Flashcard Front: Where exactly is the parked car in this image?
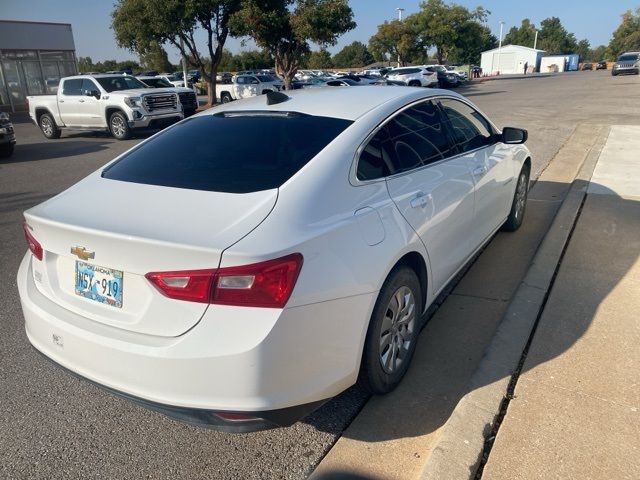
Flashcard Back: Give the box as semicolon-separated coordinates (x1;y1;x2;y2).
18;86;531;432
216;72;233;84
595;61;608;70
425;65;460;88
446;65;468;81
370;78;407;86
385;67;438;87
323;78;365;87
612;52;640;76
581;63;593;71
138;76;198;117
217;74;283;103
27;75;183;140
0;112;16;158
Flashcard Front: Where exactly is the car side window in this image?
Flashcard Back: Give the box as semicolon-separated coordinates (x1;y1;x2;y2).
385;100;454;173
356;100;453;180
81;79;98;94
62;79;83;96
236;76;245;84
438;98;494;153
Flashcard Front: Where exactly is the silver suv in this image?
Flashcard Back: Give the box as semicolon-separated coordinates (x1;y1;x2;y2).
612;52;640;76
385;67;438;87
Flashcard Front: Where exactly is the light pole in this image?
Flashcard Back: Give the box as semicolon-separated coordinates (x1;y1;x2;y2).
533;30;539;50
497;21;505;74
396;7;405;68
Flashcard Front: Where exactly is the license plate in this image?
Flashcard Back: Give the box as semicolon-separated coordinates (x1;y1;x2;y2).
75;261;123;308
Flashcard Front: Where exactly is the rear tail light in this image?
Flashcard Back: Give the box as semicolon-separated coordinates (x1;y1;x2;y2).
145;253;303;308
22;223;43;261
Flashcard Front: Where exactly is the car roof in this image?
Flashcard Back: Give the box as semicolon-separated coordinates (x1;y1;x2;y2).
205;86;463;121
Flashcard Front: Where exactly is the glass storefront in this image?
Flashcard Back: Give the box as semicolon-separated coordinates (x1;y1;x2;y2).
0;49;77;112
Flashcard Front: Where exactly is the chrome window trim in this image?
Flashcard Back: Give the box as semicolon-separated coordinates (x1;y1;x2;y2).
349;94;500;186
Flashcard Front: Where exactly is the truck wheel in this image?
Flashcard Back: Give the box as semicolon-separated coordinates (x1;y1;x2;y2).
109;111;131;140
39;113;61;139
221;92;233;104
0;143;14;158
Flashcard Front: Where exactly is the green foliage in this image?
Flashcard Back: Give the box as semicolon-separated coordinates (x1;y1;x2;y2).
503;18;537;48
305;49;333;69
537;17;578;54
332;41;374;68
590;45;610;62
450;21;496;64
230;0;355;89
368;20;418;66
608;8;640;57
575;39;590;62
78;57;93;72
408;0;490;64
234;49;274;70
112;0;241;103
139;42;173;72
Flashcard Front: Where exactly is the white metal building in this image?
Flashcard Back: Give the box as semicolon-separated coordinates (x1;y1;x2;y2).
480;44;545;75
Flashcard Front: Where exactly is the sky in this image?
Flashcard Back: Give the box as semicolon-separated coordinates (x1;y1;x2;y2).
1;0;638;63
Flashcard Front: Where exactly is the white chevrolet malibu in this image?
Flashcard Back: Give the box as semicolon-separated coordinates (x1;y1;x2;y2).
18;86;531;432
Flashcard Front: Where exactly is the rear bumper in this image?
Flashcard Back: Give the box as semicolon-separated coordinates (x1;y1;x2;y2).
18;253;373;431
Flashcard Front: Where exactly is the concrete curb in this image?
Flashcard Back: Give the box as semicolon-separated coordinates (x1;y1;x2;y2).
419;126;609;480
471;73;557;84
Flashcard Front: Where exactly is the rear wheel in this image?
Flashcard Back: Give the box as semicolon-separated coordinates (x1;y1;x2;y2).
39;113;61;139
221;92;233;104
109;111;131;140
503;164;530;232
359;267;422;394
408;80;421;87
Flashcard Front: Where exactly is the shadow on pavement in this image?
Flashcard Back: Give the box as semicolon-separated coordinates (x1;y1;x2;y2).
304;180;638;450
3;140;112;163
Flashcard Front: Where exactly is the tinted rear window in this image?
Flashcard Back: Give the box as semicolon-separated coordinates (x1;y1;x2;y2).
102;113;352;193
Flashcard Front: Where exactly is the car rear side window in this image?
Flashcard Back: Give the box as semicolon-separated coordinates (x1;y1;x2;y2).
439;98;494;153
102;113;352;193
62;79;83;96
357;100;453;180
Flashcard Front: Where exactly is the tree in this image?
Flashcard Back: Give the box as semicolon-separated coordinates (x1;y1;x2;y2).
139;42;173;72
230;0;355;89
332;41;374;68
537;17;578;54
408;0;489;64
608;8;640;57
590;45;609;62
112;0;241;105
575;39;590;62
78;56;94;73
234;49;274;70
451;22;497;65
503;18;537;48
368;20;417;66
305;49;333;69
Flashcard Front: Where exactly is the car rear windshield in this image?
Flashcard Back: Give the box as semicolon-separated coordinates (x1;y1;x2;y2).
101;112;352;193
617;54;639;61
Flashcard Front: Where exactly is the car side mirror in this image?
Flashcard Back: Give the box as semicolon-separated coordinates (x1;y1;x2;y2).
84;89;100;99
501;127;528;144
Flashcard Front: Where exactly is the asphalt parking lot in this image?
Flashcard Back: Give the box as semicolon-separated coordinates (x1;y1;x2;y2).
1;70;640;479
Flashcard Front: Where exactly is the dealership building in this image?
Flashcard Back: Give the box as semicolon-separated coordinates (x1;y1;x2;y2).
0;20;78;112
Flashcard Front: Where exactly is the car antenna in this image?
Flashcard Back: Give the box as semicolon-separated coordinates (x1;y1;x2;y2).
266;91;290;105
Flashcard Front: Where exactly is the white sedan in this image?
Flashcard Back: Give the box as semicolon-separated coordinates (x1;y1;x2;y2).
18;87;531;432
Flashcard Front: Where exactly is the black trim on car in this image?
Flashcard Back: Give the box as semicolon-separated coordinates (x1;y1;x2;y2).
33;346;327;433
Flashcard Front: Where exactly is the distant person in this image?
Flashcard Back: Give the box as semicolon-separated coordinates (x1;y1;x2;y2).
524;62;528;74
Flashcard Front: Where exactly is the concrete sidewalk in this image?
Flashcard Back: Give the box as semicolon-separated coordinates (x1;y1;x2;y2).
482;125;640;479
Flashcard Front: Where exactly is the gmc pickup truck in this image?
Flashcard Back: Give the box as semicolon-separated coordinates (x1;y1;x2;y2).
138;76;198;116
216;74;283;103
27;74;183;140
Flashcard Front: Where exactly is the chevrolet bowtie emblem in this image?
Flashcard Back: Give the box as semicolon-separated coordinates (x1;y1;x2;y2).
70;246;95;261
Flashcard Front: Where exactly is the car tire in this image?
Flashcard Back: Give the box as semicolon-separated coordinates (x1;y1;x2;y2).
358;266;422;394
408;80;421;87
221;92;233;104
0;143;14;158
502;164;530;232
39;113;61;139
109;111;131;140
611;71;617;76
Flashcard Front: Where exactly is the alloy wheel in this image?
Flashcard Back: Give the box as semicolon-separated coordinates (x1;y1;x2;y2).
379;286;416;374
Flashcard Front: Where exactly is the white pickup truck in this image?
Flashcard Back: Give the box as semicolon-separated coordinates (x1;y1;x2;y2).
216;74;284;103
27;74;183;140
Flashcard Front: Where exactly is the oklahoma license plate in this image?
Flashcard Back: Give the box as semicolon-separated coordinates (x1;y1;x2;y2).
75;261;123;308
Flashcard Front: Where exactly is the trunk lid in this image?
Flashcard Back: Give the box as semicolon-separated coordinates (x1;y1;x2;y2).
25;173;277;337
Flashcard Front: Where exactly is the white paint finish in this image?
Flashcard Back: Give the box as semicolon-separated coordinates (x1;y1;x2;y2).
480;44;545;75
589;125;640;199
19;87;530;414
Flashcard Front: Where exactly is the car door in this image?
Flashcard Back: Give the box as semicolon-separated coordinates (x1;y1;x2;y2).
437;98;514;246
381;100;477;293
77;79;103;126
57;78;83;126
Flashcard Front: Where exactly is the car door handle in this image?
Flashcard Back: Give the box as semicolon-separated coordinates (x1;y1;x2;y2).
472;165;487;176
59;99;64;103
410;192;431;208
78;99;85;103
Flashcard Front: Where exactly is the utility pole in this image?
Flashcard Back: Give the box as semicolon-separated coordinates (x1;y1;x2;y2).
396;7;405;68
180;37;188;89
534;30;539;50
496;21;505;74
